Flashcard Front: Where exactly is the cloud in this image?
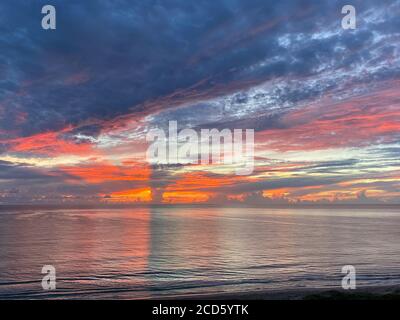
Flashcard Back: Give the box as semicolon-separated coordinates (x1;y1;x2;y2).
1;0;400;204
1;0;399;139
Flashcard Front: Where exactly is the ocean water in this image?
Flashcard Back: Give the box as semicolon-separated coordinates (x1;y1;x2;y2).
0;207;399;299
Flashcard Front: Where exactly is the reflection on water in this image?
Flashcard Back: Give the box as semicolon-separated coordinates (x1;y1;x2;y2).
0;207;399;299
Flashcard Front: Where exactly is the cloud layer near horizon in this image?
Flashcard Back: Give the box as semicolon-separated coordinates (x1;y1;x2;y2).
0;0;399;205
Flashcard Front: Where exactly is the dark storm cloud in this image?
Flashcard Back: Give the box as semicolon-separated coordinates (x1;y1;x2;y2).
0;160;67;202
302;159;360;173
214;174;348;195
371;147;400;158
1;0;395;138
0;159;135;202
0;160;56;181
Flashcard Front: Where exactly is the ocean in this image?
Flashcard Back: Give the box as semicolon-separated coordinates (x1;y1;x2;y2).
0;207;399;299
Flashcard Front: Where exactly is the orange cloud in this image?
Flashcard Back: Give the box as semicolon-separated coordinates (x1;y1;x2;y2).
162;190;212;204
161;171;249;203
168;172;239;191
61;161;150;183
257;84;400;152
3;127;94;156
101;187;152;203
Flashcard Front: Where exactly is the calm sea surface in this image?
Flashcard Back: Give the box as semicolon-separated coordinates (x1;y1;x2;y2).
0;207;399;299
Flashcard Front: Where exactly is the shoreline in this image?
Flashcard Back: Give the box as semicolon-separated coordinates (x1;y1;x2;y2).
1;285;399;300
164;285;400;300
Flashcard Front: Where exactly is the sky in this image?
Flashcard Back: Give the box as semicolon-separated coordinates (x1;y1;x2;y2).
0;0;399;205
